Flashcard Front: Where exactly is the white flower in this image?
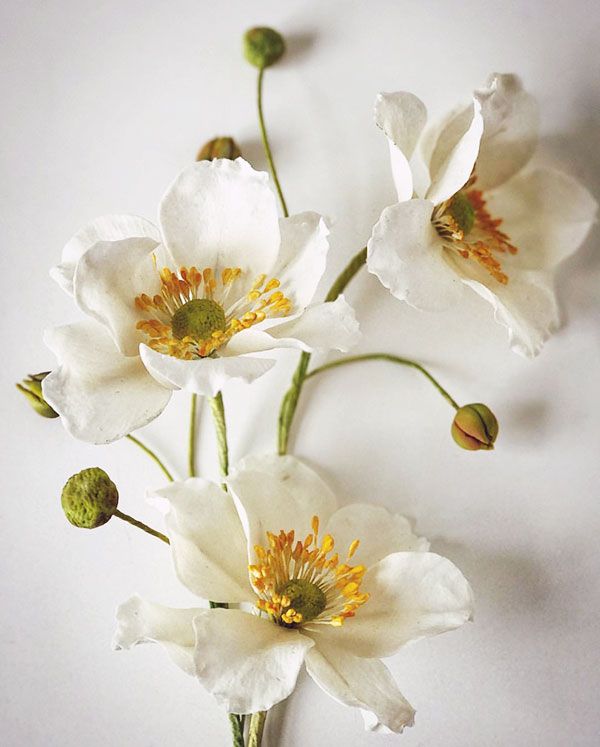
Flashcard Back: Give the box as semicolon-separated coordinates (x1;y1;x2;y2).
43;159;360;444
113;455;473;733
367;73;597;357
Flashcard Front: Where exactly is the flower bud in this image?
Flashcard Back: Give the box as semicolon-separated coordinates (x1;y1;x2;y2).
197;136;241;162
451;403;498;451
243;27;285;69
16;372;58;418
61;467;119;529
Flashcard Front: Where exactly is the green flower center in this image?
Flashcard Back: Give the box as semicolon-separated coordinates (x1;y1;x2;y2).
171;298;226;341
447;191;475;235
278;578;327;624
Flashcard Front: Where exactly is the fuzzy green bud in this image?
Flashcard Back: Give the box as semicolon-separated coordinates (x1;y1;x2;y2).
243;27;285;69
16;372;58;418
197;136;242;162
61;468;119;529
452;404;499;451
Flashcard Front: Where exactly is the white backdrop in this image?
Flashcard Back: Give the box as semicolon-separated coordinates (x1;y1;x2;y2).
2;1;599;745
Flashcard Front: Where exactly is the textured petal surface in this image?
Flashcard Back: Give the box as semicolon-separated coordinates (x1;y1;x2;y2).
113;595;202;676
150;479;253;604
51;214;160;295
159;158;280;276
324;504;429;569
193;609;313;714
227;454;338;556
73;237;162;356
305;641;415;733
367;200;465;310
43;321;171;444
427;99;483;205
139;345;276;396
315;552;473;658
474;73;540;190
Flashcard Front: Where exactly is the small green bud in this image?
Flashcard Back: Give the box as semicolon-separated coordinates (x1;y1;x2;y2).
452;404;499;451
197;136;242;162
243;27;285;69
61;468;119;529
16;372;58;418
448;191;475;235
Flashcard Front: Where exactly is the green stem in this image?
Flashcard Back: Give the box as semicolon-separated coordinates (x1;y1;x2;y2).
188;393;198;477
257;67;289;217
306;354;460;410
209;391;229;477
125;434;174;482
228;713;245;747
278;247;367;454
247;711;267;747
113;509;170;544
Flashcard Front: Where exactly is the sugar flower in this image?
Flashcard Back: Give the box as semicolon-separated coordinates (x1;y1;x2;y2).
367;74;597;357
114;455;473;733
43;159;359;443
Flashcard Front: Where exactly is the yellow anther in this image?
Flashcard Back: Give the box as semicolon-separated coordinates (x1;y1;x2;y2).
264;278;280;292
347;539;360;559
321;534;334;553
311;516;320;536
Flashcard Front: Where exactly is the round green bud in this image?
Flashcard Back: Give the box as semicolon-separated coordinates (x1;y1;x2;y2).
197;136;242;162
171;298;226;341
448;191;475;236
243;27;285;69
16;372;58;418
279;578;326;623
452;403;499;451
61;468;119;528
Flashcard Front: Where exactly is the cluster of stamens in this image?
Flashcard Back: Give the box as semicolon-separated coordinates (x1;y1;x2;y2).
134;262;292;359
249;516;369;629
433;176;519;285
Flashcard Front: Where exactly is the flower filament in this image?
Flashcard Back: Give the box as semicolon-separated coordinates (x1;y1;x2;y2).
249;515;369;629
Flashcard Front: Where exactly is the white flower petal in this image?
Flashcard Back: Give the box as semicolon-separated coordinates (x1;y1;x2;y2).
316;552;473;658
427;99;483;205
367;200;466;310
159;158;280;276
226;454;338;556
474;73;540;190
43;321;171;444
51;214;160;296
374;92;428;201
486;167;598;270
305;641;415;734
74;237;164;356
193;609;313;714
273;212;330;308
150;479;253;604
324;504;429;569
113;595;201;676
139;344;276;396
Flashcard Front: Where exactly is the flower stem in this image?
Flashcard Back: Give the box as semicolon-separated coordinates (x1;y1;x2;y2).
209;391;229;477
278;247;367;454
257;67;289;217
229;713;245;747
125;434;174;482
113;509;170;544
247;711;267;747
188;393;198;477
306;354;460;410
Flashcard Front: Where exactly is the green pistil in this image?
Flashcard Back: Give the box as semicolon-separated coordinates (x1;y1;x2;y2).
171;298;226;340
279;578;326;623
448;191;475;235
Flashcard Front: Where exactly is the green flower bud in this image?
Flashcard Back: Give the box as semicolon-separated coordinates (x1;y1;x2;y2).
243;27;285;69
451;403;499;451
197;136;242;162
61;468;119;529
16;372;58;418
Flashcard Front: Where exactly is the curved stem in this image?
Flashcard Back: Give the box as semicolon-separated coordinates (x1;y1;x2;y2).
188;393;198;477
257;67;289;217
247;711;267;747
114;509;170;544
125;434;174;482
209;391;229;477
306;354;460;410
278;247;367;454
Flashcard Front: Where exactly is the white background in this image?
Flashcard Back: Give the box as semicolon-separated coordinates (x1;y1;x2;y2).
2;1;599;745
